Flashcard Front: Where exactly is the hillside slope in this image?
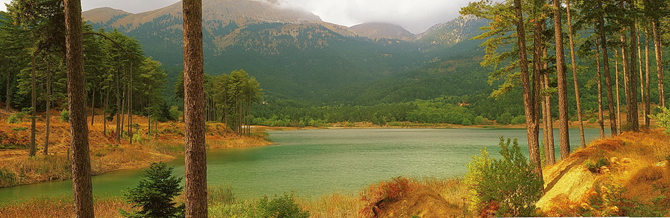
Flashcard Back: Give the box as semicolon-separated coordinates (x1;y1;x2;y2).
539;130;670;216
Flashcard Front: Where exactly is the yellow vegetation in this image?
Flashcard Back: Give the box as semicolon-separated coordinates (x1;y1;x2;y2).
540;130;670;216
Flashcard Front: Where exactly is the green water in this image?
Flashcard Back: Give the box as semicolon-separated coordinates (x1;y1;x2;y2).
0;128;605;203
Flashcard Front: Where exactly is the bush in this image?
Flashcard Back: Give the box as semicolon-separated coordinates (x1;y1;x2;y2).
120;162;184;218
59;109;69;122
257;193;309;218
7;110;29;124
649;106;670;134
465;137;543;217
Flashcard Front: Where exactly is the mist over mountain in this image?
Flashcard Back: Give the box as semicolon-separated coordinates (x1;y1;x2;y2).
83;0;488;102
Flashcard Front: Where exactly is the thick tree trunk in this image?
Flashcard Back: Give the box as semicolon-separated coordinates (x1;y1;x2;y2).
65;0;95;216
554;0;570;159
514;0;543;180
598;0;618;136
183;0;208;216
566;0;585;147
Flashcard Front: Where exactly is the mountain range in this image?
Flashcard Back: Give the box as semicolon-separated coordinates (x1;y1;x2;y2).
82;0;489;103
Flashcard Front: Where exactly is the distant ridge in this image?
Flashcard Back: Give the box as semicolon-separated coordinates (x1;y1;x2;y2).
350;22;414;41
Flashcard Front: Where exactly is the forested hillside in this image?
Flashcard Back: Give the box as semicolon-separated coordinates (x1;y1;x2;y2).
82;0;488;102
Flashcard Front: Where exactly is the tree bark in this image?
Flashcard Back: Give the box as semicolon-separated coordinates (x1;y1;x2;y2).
615;50;622;129
65;0;95;216
554;0;570;159
514;0;543;180
627;8;640;132
29;52;36;157
566;0;586;148
116;66;121;142
44;62;51;155
644;24;650;128
129;61;133;144
595;39;606;138
90;89;94;126
183;0;208;217
652;20;663;107
5;66;10;112
597;0;618;136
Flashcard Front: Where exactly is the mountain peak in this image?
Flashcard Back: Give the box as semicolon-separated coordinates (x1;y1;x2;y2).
82;7;131;24
350;22;414;41
83;0;321;31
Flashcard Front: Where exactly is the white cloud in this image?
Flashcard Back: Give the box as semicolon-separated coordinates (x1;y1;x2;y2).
1;0;473;34
275;0;470;33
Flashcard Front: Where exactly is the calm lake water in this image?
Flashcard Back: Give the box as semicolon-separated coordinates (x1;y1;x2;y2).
0;128;606;202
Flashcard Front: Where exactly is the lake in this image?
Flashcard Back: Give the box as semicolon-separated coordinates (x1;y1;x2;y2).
0;128;605;202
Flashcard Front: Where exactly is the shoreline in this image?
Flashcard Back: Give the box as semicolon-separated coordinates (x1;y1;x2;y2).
0;119;273;189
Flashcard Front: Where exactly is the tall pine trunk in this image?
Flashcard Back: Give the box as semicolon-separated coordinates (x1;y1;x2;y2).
554;0;571;159
30;52;36;157
44;63;51;155
5;68;10;112
595;39;606;138
597;0;618;136
626;6;640;132
615;50;622;129
638;32;645;127
515;0;543;179
129;62;133;144
183;0;208;216
644;24;651;128
566;0;586;147
652;20;664;107
64;0;95;216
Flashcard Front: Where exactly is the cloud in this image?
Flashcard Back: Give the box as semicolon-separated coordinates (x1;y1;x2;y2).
274;0;471;33
0;0;473;34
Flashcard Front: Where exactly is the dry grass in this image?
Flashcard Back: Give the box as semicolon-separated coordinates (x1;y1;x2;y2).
299;193;363;218
0;196;131;218
541;129;670;216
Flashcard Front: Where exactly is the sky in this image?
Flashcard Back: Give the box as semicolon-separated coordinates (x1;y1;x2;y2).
0;0;475;34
